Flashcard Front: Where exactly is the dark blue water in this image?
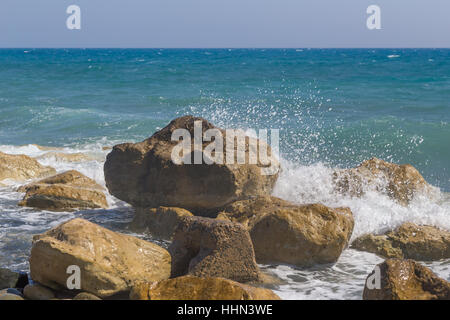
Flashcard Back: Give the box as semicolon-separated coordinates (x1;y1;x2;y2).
0;48;449;190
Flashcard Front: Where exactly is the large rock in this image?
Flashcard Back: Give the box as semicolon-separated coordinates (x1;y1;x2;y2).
129;206;193;240
0;151;56;183
363;259;450;300
169;216;261;283
29;218;171;297
333;158;434;205
218;196;354;267
130;275;280;300
18;170;108;211
352;222;450;261
104;116;280;213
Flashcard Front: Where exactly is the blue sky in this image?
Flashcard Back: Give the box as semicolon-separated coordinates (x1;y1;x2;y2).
0;0;449;48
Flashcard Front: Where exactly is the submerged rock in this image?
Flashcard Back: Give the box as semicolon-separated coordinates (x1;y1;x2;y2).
36;152;96;163
218;196;354;267
352;222;450;261
129;206;193;240
169;216;261;283
29;218;171;298
130;275;280;300
104;115;280;213
363;259;450;300
333;157;434;205
18;170;108;211
0;151;56;183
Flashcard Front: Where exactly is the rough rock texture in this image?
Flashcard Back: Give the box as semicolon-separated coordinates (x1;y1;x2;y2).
352;222;450;261
169;216;261;283
73;292;102;300
0;151;56;183
29;218;171;298
130;276;281;300
18;170;108;211
333;157;434;205
129;206;193;240
351;234;403;259
23;283;55;300
363;259;450;300
104;116;280;213
218;196;354;267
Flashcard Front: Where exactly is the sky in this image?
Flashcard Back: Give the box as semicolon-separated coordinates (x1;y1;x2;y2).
0;0;449;48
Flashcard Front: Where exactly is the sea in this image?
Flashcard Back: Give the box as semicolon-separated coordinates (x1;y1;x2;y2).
0;48;449;299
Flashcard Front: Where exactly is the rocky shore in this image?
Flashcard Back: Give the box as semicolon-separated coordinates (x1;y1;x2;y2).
1;115;449;300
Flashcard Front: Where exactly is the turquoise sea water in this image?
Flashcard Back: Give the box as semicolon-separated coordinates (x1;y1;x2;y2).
0;48;449;190
0;49;449;299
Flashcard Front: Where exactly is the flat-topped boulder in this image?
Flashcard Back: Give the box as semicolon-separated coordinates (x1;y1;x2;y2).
18;170;108;211
0;151;56;184
363;259;450;300
333;158;434;205
218;196;354;267
129;206;193;240
169;216;261;283
130;275;280;300
104;116;280;213
30;218;171;298
352;222;450;261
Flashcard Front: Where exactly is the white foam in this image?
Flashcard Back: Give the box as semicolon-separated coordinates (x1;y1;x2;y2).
272;159;450;240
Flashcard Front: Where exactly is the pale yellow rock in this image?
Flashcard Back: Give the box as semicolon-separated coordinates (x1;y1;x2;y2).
0;151;56;183
30;218;172;298
130;276;281;300
18;170;108;211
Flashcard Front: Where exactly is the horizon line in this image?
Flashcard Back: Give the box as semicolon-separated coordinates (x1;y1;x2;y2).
1;47;450;50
